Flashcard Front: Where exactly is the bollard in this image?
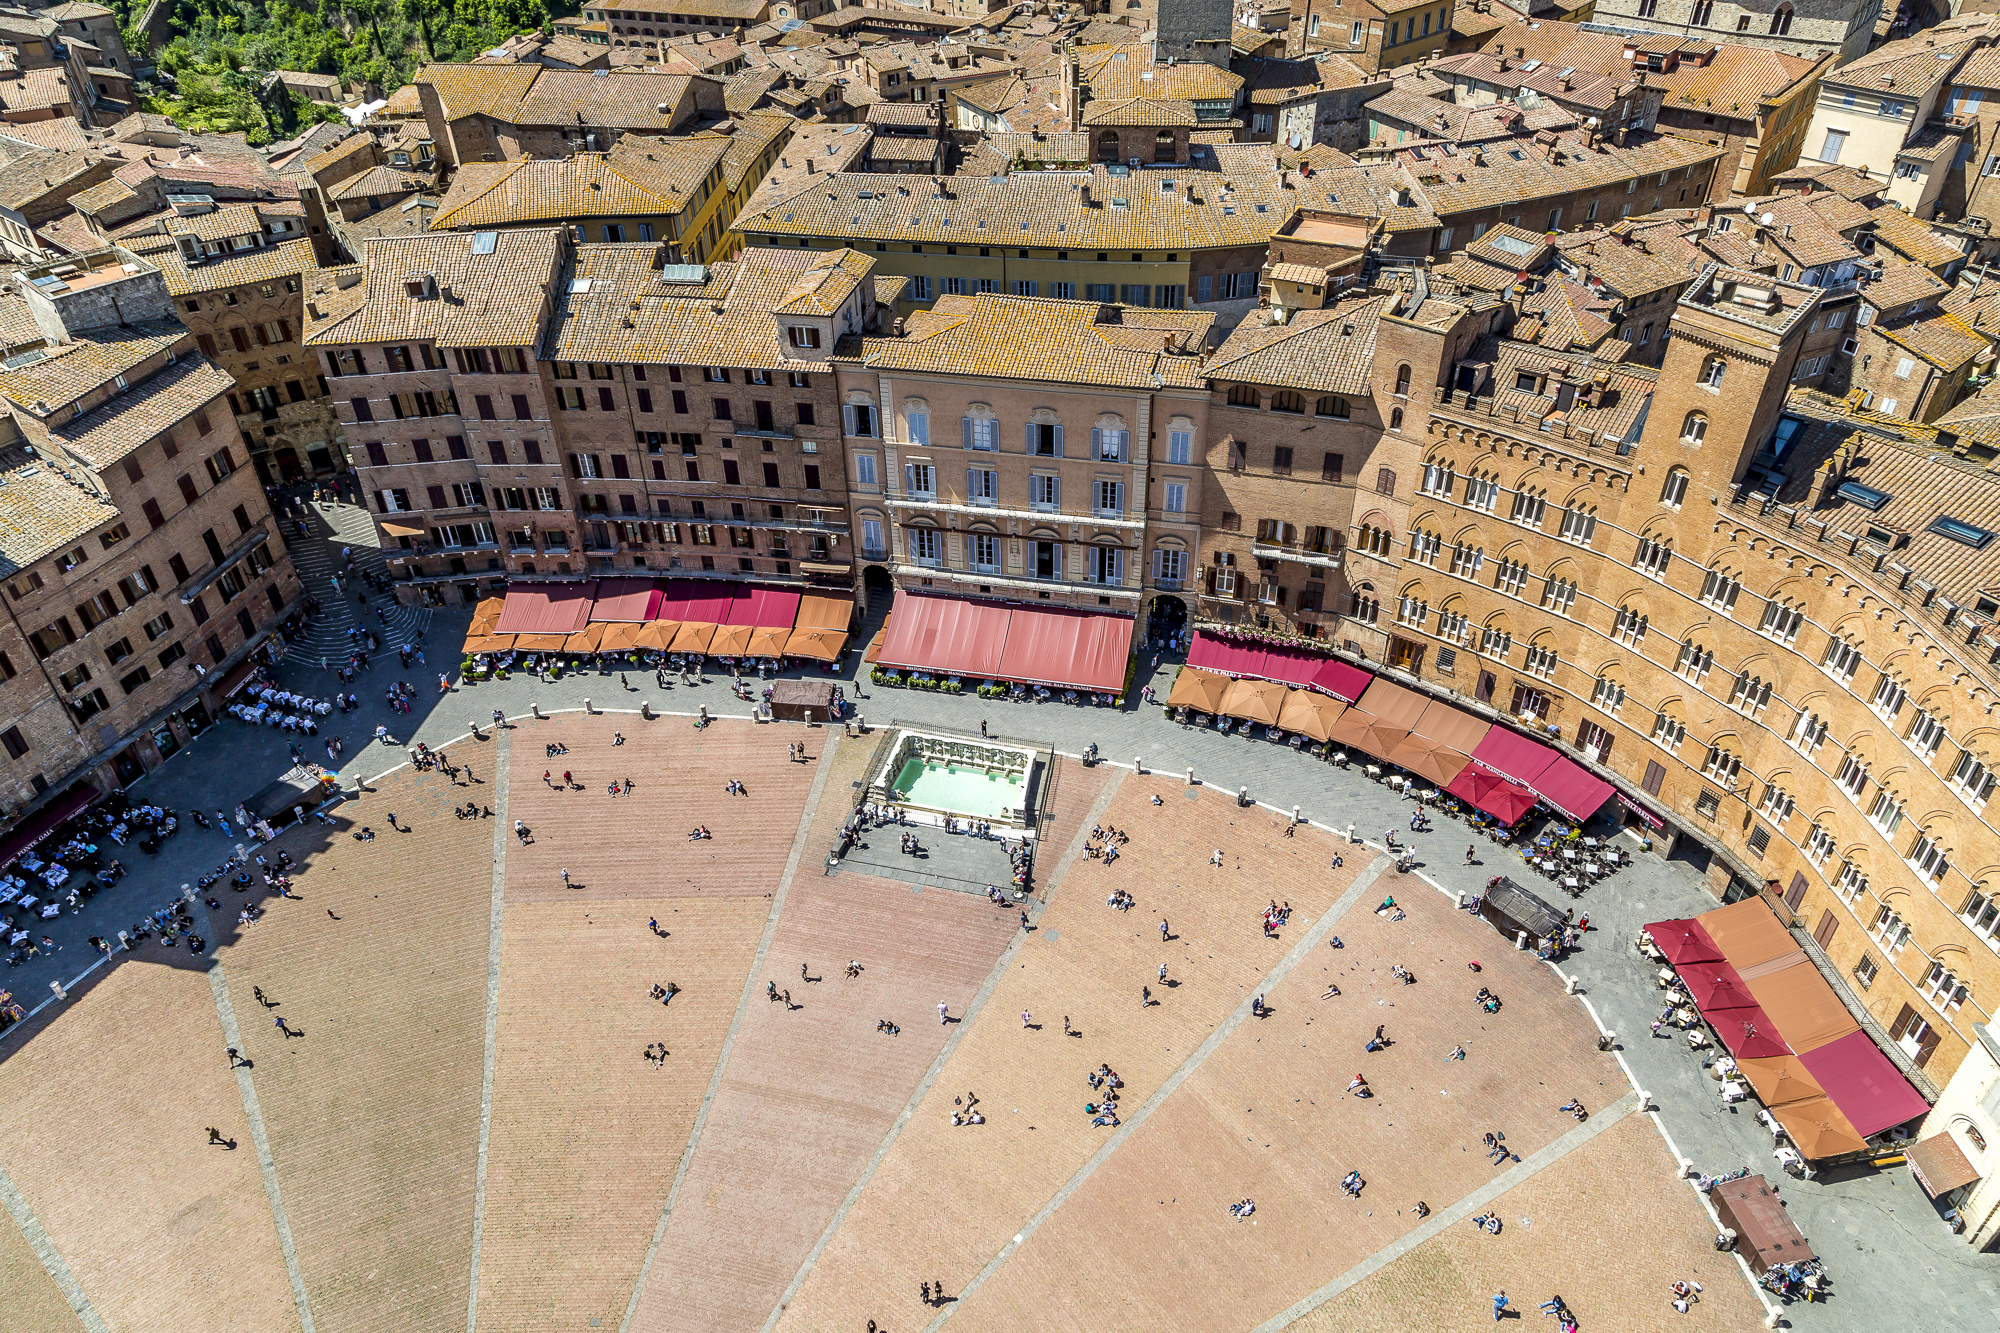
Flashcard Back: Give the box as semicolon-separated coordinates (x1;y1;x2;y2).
1134;755;1143;774
1514;929;1528;950
1345;824;1356;842
1764;1311;1781;1329
1455;891;1466;909
1564;974;1579;995
117;930;130;952
532;702;543;719
583;697;593;715
1679;1158;1697;1178
699;704;709;721
641;700;653;719
1598;1031;1615;1051
1185;766;1195;785
1237;785;1248;807
1291;804;1300;825
49;979;64;1001
1636;1089;1653;1111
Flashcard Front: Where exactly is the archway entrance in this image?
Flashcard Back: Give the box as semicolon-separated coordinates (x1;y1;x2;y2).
1146;594;1187;645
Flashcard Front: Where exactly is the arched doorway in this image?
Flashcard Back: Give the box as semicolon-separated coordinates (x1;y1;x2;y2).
273;447;303;481
862;563;894;614
1146;595;1187;645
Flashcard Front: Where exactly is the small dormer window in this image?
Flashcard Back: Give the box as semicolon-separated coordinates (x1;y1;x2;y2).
788;326;821;349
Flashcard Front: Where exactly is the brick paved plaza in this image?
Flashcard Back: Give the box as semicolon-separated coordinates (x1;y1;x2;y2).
0;710;1766;1332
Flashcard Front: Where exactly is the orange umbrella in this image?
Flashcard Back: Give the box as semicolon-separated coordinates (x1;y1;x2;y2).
634;620;680;650
562;622;608;653
1220;677;1288;724
671;622;717;654
1772;1096;1869;1159
709;624;755;656
463;632;515;654
512;633;569;652
748;625;791;657
598;621;645;653
786;626;847;660
1276;688;1346;741
1167;667;1230;712
1737;1056;1828;1110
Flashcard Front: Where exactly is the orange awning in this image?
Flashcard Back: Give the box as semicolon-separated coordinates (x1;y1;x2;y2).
463;632;516;654
512;633;570;652
671;622;717;654
795;594;853;631
381;519;425;537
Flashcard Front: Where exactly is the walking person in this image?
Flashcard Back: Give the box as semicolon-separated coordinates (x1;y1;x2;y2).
207;1127;226;1144
1021;1010;1031;1028
1492;1291;1509;1322
1159;918;1170;942
939;1001;949;1024
1465;845;1477;865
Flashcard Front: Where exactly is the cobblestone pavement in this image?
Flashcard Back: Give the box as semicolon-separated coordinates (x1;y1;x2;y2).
0;514;1985;1330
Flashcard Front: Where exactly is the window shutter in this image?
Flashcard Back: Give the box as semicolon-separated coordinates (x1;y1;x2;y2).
1112;549;1125;583
1026;422;1035;452
1112;482;1125;513
962;417;973;447
843;405;856;435
427;485;447;509
1051;424;1063;457
905;463;917;494
1151;548;1162;578
1091;427;1102;458
1050;476;1060;508
965;466;975;498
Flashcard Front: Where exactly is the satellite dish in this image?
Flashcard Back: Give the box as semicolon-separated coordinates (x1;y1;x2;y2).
1743;201;1757;214
1761;212;1775;226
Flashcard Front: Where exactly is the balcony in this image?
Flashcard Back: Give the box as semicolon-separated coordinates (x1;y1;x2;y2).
1250;540;1344;573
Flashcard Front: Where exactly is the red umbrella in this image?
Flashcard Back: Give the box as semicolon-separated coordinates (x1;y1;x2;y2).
1647;918;1725;967
1711;1005;1790;1059
1674;962;1738;1008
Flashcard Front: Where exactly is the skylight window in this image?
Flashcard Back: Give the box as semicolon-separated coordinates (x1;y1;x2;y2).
1836;480;1892;510
1930;516;1994;548
569;278;591;294
471;231;498;254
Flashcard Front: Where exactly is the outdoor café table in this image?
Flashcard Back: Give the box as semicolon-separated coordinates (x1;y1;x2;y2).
1564;876;1580;892
1582;836;1599;847
1540;859;1559;873
0;886;17;904
38;903;56;919
7;931;23;946
1562;848;1578;861
17;896;36;911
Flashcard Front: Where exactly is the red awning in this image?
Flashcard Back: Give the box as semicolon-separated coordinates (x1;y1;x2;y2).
0;782;101;869
494;581;597;635
1908;1133;1982;1197
1187;632;1267;677
588;578;663;622
1308;657;1373;702
876;592;1011;678
1469;727;1562;789
726;586;802;628
1646;918;1725;967
661;579;735;624
1445;762;1539;824
996;605;1134;693
1798;1029;1932;1138
216;658;259;699
1259;643;1333;688
1534;756;1617;821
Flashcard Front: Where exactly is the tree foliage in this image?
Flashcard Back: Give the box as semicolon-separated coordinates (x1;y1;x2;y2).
111;0;559;127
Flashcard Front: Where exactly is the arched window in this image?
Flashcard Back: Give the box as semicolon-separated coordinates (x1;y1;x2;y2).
1691;0;1712;22
1661;467;1689;508
1316;395;1350;418
1681;412;1707;444
1700;355;1726;389
1227;384;1261;407
1394;363;1412;395
1390;406;1404;430
1154;129;1175;163
1771;2;1793;34
1270;391;1305;414
1097;130;1120;162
